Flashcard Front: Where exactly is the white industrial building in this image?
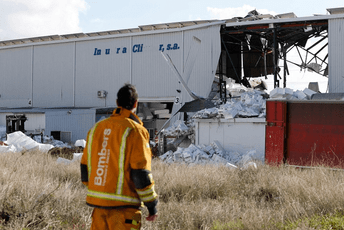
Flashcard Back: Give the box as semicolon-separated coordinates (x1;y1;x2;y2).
0;7;343;143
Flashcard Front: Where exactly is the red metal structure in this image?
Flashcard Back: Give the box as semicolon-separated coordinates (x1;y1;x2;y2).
265;100;344;168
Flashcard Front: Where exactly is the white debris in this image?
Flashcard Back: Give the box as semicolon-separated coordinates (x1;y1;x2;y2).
73;153;83;161
5;131;54;153
293;90;307;100
161;120;192;136
270;87;317;100
159;141;260;170
75;139;86;148
211;141;226;157
242;161;258;169
303;88;317;99
270;87;286;99
193;89;266;119
0;144;17;153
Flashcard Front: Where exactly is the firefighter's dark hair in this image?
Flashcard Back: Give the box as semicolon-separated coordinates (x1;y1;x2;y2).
117;83;138;110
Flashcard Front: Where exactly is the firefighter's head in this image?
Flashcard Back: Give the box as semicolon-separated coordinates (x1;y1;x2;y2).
117;83;138;111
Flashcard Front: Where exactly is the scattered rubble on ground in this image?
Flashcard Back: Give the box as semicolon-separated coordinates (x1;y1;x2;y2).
0;131;85;165
159;141;259;170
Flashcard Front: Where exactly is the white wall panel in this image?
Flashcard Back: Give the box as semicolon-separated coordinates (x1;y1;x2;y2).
329;18;344;93
131;32;183;98
182;25;221;98
195;118;266;162
75;38;131;107
45;109;95;143
0;47;32;107
33;43;75;107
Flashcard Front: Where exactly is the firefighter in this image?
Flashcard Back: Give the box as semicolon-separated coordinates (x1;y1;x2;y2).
81;83;158;229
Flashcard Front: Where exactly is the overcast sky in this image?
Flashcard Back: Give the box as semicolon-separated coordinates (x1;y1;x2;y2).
1;0;342;92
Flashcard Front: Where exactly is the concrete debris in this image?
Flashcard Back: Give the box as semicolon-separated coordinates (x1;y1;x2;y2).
193;89;266;119
161;120;193;136
303;88;317;99
270;87;317;100
4;131;54;153
0;130;86;165
159;142;260;169
75;139;86;148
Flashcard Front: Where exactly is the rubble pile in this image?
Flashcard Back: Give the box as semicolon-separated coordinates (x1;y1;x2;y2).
161;120;193;136
191;87;318;120
270;87;317;100
192;89;266;119
159;141;259;169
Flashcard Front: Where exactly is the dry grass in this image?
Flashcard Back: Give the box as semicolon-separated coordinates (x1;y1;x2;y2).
2;150;344;229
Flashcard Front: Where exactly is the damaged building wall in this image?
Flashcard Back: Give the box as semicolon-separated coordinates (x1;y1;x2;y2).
169;24;222;123
0;23;222;111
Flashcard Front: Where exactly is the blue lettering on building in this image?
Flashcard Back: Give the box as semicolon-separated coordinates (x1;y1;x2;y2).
93;43;179;55
132;44;143;53
94;48;101;55
159;43;179;52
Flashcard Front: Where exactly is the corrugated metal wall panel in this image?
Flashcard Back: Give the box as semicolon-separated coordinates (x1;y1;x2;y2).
183;25;221;98
0;47;33;107
75;38;131;107
170;25;222;122
131;32;182;98
329;18;344;93
33;43;75;107
45;109;95;143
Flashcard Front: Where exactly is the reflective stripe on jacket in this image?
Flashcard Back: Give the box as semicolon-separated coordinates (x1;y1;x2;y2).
81;107;157;208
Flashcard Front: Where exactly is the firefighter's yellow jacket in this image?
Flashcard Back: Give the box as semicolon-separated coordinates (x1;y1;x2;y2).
81;107;158;215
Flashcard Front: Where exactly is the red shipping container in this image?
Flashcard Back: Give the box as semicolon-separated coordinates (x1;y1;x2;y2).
286;101;344;168
265;100;287;165
265;100;344;168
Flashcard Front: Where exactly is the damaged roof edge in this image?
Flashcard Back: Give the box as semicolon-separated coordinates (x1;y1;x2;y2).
0;21;225;49
225;13;344;28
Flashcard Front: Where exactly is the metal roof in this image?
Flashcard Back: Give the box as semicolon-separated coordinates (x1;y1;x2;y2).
1;7;344;48
0;20;220;47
